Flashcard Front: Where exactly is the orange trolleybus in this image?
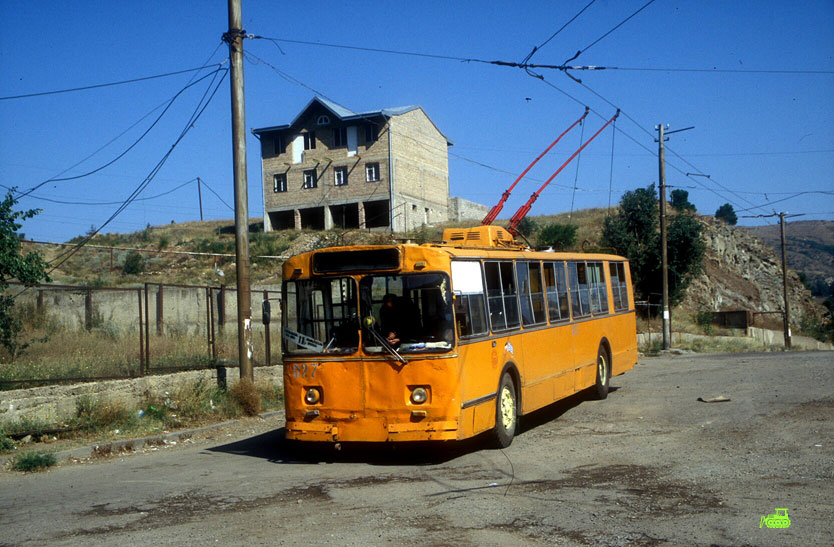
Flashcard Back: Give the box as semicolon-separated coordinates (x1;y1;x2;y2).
280;225;638;447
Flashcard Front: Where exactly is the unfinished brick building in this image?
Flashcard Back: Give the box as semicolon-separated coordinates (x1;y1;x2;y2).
253;97;453;232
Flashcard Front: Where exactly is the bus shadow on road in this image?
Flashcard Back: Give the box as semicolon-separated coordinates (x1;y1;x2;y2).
206;386;618;465
205;428;485;466
517;386;620;436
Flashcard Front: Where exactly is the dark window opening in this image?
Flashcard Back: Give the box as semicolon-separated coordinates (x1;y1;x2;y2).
334;166;348;186
334;127;347;147
268;210;295;230
299;207;324;230
304;131;316;150
303;170;317;189
365;124;377;144
365;162;380;182
329;203;359;229
363;199;390;228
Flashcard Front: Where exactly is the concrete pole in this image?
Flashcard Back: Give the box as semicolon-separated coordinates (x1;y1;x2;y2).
197;177;204;221
657;124;671;349
780;213;792;349
226;0;253;382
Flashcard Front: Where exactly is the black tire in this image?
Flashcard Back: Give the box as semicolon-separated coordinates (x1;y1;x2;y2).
594;344;611;400
491;371;518;448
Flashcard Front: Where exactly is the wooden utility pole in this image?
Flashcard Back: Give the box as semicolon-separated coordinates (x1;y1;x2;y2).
741;211;804;350
656;124;671;349
655;124;694;350
779;212;792;349
197;177;204;221
225;0;253;382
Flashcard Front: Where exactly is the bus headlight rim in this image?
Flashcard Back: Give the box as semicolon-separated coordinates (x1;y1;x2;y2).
305;387;321;405
411;387;428;404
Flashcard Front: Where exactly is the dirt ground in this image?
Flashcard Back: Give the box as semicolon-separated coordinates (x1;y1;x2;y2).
0;351;831;546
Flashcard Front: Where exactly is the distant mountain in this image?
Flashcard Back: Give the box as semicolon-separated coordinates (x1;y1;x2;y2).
742;220;834;295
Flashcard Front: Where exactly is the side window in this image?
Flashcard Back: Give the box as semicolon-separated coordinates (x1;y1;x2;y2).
568;262;590;318
484;261;520;331
588;262;609;315
544;262;568;322
517;262;545;326
304;131;316;150
451;261;488;337
610;262;629;311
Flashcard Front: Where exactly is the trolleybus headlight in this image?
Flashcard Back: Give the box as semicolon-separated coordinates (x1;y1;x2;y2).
411;387;428;404
305;387;321;405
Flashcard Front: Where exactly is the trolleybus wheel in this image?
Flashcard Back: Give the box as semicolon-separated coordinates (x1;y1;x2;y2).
594;344;611;400
492;372;517;448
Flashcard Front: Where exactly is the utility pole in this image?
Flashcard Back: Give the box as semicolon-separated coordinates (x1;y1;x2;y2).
224;0;254;382
779;212;792;349
655;124;694;350
742;211;804;350
197;177;204;221
656;124;671;349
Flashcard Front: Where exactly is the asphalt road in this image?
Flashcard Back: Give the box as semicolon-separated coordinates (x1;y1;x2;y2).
1;351;832;546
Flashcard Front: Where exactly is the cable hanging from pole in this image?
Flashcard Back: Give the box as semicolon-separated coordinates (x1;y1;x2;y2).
607;116;617;214
568;117;587;225
481;107;589;226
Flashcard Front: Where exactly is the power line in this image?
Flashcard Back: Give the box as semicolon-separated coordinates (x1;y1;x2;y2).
198;178;235;211
521;0;596;63
1;179;197;206
16;69;227;199
43;68;228;276
0;62;227;101
606;66;834;75
735;191;834;213
563;0;658;63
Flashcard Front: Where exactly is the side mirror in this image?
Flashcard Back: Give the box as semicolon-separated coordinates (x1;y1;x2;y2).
363;316;375;328
262;300;271;325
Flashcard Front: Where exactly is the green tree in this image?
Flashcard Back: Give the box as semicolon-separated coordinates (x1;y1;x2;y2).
601;184;705;307
715;203;738;225
670;189;696;212
515;218;538;239
1;189;51;356
538;223;578;250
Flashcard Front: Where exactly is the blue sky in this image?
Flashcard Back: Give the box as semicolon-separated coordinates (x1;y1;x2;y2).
2;1;832;242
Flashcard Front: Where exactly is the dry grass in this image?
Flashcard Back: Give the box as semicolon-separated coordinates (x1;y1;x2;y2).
229;379;262;416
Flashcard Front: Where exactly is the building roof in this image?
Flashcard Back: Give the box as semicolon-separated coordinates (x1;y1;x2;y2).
251;96;452;145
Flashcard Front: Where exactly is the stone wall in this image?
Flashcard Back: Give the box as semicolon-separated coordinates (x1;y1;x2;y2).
448;196;489;223
0;365;284;427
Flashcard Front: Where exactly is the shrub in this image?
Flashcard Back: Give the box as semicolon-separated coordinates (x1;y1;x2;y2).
123;251;145;274
670;189;696;212
230;379;262;416
0;434;14;452
694;309;714;335
538;223;578;250
13;452;56;472
74;396;135;433
516;218;538;239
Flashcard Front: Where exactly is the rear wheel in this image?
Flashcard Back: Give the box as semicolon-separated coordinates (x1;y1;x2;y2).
594;345;611;400
491;372;517;448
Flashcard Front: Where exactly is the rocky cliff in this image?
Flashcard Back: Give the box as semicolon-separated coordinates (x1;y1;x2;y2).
682;216;820;329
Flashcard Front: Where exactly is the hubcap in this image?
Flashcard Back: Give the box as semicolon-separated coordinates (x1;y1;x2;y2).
500;386;515;430
598;353;607;385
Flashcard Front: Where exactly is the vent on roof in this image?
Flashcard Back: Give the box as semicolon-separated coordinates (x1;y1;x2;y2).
441;226;517;247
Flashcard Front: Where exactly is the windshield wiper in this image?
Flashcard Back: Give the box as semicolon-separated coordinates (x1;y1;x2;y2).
363;317;406;363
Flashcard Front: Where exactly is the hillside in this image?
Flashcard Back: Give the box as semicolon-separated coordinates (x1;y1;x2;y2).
30;209;824;335
742;220;834;296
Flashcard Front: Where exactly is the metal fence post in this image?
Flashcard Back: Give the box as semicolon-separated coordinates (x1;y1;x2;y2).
156;283;164;335
144;283;151;372
263;289;271;367
138;289;145;376
85;288;93;331
209;287;217;361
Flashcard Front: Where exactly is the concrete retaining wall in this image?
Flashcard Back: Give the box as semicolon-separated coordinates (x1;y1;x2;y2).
0;366;284;427
637;329;833;351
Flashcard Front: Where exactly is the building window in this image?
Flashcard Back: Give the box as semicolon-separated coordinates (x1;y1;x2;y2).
334;127;347;147
272;135;284;155
365;163;380;182
304;132;316;150
303;170;317;189
316;115;330;126
334;166;348;186
365;124;377;144
273;173;287;193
